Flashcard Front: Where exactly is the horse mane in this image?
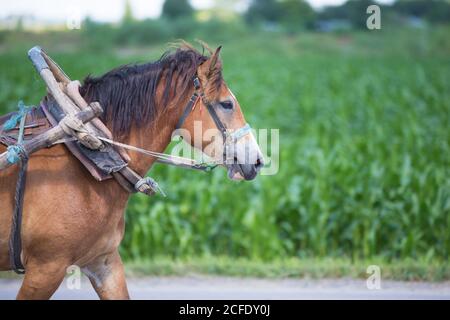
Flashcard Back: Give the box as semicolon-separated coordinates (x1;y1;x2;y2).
80;42;221;138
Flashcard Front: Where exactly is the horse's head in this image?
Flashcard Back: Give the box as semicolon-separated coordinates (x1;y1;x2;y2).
178;46;264;181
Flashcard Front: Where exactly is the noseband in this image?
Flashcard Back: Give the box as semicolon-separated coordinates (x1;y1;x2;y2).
176;77;252;164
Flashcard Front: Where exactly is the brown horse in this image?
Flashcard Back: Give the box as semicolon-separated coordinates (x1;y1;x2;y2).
0;43;264;299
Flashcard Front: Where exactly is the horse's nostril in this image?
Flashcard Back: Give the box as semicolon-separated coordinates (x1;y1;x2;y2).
255;157;263;170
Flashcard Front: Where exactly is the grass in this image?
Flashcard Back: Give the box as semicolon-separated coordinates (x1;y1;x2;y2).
1;257;448;281
125;256;450;282
0;26;449;278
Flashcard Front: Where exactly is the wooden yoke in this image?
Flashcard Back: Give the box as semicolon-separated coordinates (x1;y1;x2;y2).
28;47;103;150
26;47;156;196
65;81;131;162
34;47;130;161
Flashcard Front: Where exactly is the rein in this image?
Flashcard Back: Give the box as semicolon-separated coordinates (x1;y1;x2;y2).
96;136;219;172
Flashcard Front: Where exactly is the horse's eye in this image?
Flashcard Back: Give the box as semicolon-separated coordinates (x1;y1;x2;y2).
219;101;233;110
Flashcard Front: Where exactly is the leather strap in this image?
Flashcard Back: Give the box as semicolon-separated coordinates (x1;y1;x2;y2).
9;155;27;274
176;76;228;139
7;108;29;274
204;100;227;140
175;93;199;130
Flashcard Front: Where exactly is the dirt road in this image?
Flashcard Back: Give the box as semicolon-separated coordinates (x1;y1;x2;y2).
1;276;449;300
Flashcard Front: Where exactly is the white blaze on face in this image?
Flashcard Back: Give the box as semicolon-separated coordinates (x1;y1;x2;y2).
228;131;263;180
200;88;265;180
234;130;262;165
227;88;265;180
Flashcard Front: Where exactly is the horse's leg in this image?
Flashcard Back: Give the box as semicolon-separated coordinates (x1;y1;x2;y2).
83;250;129;300
16;260;68;300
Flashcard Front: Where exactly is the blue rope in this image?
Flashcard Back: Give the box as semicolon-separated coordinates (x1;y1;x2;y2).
3;101;30;131
5;101;30;164
6;145;27;164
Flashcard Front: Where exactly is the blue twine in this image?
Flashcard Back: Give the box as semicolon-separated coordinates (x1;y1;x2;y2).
3;101;31;132
6;145;27;164
4;101;30;164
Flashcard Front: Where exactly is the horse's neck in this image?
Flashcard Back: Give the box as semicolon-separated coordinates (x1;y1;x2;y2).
125;108;178;176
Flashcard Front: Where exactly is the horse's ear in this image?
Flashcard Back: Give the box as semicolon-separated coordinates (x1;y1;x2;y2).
209;46;222;74
198;45;222;84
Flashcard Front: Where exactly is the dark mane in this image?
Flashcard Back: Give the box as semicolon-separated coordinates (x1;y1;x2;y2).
80;45;209;138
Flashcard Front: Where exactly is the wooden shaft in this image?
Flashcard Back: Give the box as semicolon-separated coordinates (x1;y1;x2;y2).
29;47;129;160
40;53;110;142
0;104;102;170
41;51;71;85
65;81;113;137
29;47;102;148
65;81;131;162
40;69;103;149
40;69;79;115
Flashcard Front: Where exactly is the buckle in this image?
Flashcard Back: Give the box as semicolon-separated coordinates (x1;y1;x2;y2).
193;77;201;90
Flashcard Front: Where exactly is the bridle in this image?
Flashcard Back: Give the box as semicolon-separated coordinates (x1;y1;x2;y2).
94;76;254;181
176;76;252;165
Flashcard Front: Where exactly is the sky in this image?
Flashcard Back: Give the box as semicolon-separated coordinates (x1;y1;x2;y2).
0;0;396;22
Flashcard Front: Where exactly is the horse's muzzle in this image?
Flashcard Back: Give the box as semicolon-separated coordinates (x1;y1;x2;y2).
227;156;264;181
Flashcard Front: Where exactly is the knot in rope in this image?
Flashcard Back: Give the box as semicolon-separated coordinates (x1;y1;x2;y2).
135;177;166;197
5;100;31;164
6;145;28;164
60;114;103;150
2;101;31;132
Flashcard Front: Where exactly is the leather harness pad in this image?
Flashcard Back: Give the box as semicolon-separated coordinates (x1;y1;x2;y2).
0;107;50;145
0;98;127;181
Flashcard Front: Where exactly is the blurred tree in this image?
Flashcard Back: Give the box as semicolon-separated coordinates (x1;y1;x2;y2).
15;16;24;31
319;0;450;28
208;0;242;20
245;0;284;25
245;0;315;30
212;0;240;9
280;0;316;31
392;0;450;24
162;0;194;20
319;0;378;29
122;0;135;24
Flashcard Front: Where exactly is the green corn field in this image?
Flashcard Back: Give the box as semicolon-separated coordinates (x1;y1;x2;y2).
0;27;449;267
